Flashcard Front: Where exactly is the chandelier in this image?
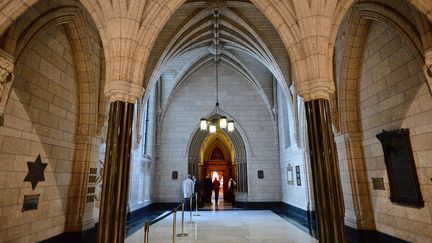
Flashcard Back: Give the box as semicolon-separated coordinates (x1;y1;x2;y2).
200;10;234;133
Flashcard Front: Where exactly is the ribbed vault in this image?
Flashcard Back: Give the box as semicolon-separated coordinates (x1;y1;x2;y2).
143;1;292;113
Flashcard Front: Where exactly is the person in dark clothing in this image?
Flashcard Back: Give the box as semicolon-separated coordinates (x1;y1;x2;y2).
192;175;201;209
204;174;212;205
228;178;236;207
213;177;220;206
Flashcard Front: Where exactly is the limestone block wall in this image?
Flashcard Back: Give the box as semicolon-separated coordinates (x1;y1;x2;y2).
359;21;432;242
0;26;78;242
277;85;310;211
154;65;281;202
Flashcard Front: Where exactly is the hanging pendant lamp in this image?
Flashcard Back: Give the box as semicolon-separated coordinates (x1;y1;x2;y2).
200;10;234;133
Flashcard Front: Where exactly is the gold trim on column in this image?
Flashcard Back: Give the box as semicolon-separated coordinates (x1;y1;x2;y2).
305;99;346;243
97;101;134;243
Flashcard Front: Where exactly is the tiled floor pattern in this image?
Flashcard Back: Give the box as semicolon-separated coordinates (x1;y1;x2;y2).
125;210;317;243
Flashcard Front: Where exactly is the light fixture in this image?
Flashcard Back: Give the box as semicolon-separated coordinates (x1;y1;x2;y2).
227;120;234;132
199;10;234;133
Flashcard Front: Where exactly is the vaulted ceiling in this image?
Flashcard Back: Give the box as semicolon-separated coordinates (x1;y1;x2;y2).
143;0;292;107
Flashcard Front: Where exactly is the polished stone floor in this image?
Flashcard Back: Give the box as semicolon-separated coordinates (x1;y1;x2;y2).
125;208;317;243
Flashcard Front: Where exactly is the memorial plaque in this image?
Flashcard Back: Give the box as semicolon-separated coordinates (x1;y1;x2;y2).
172;171;178;180
372;177;385;190
88;175;97;183
87;187;95;193
22;194;40;212
258;170;264;179
86;195;95;203
376;129;423;207
287;165;294;185
295;166;301;186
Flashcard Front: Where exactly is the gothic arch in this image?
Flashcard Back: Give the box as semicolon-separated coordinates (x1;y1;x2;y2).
0;3;104;231
187;125;248;194
336;1;431;135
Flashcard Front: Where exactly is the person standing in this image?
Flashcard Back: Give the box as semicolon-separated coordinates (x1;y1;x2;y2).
228;178;237;207
204;174;212;205
182;175;194;210
212;177;220;206
192;175;201;209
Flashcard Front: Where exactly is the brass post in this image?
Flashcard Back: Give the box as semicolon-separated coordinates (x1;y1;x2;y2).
194;193;200;216
172;208;177;243
189;195;194;224
176;201;188;237
97;101;134;243
305;99;346;243
144;222;149;243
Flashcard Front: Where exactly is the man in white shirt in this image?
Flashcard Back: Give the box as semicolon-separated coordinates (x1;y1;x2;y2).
182;175;194;210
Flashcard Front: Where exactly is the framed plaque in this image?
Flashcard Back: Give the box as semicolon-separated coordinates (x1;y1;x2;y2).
257;170;264;179
376;129;423;207
172;171;178;180
22;194;40;212
287;165;294;185
295;166;301;186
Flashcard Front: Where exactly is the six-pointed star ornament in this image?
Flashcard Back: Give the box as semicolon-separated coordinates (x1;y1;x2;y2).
24;155;47;190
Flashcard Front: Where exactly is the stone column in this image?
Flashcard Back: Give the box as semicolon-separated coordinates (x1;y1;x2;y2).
0;49;14;125
97;101;134;243
305;99;346;243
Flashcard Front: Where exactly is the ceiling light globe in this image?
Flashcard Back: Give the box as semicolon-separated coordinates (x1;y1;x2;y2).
200;118;207;130
220;116;227;129
227;121;234;132
209;124;217;133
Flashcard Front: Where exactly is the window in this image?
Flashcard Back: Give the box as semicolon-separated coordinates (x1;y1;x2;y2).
280;92;290;148
142;98;150;155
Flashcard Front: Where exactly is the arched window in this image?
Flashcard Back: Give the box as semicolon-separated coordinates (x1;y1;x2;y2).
280;91;291;148
142;98;150;155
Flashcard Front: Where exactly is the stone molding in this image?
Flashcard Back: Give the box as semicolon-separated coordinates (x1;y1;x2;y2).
424;48;432;94
0;49;14;124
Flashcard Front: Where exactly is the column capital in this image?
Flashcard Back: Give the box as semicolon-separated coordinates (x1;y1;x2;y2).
296;77;335;101
293;53;335;101
104;81;144;103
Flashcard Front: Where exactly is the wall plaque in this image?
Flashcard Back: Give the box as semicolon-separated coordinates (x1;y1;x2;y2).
372;177;385;190
86;195;95;203
88;175;97;183
22;194;40;212
87;187;95;193
89;167;97;174
295;166;301;186
258;170;264;179
172;171;178;180
376;129;423;207
287;165;294;185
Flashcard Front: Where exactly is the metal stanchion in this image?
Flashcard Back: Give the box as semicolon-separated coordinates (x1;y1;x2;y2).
144;222;149;243
176;201;188;237
172;208;177;243
194;193;200;216
189;195;194;224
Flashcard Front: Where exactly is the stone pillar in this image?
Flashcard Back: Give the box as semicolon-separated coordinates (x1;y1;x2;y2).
0;49;14;125
335;132;375;230
305;99;346;243
97;101;134;243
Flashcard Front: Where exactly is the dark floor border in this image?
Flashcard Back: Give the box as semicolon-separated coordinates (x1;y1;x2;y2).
346;226;409;243
41;201;409;243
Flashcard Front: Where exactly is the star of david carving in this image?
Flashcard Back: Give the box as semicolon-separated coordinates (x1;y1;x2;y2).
24;155;47;190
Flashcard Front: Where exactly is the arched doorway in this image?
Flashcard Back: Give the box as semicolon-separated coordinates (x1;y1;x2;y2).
202;135;233;201
188;127;248;201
